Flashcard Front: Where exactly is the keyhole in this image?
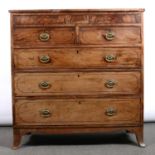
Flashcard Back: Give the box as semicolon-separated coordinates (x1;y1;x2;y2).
77;50;79;54
77;74;80;77
78;101;82;104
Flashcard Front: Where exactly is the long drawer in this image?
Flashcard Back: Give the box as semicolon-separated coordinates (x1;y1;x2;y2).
14;48;141;69
15;98;141;126
14;72;140;96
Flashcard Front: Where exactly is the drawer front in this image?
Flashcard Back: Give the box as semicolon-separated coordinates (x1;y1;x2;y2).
13;13;141;26
14;72;140;96
14;48;141;69
80;27;141;45
15;98;141;125
13;28;75;47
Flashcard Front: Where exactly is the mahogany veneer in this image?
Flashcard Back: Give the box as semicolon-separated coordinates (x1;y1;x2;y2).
10;9;145;148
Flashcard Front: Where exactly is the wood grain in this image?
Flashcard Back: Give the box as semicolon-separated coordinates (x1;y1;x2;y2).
13;13;141;26
14;72;140;96
14;48;141;69
13;27;75;47
15;98;141;125
10;9;144;148
80;27;141;45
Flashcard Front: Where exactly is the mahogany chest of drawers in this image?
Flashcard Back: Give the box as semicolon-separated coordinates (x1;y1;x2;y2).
10;9;145;148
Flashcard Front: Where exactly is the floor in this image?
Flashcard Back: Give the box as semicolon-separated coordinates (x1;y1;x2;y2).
0;123;155;155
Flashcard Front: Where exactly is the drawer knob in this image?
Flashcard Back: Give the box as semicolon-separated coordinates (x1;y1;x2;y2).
105;55;116;62
105;31;115;41
39;32;50;41
39;81;51;89
105;80;116;88
39;55;51;63
105;108;117;116
40;109;51;118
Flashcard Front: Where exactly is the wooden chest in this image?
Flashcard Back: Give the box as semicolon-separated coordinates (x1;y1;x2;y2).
10;9;145;148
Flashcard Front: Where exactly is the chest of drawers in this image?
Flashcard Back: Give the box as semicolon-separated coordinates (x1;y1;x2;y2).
10;9;145;148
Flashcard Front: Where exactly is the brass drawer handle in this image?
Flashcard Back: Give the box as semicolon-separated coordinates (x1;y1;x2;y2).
105;55;117;62
105;80;116;88
39;55;51;63
40;109;51;118
39;32;50;41
104;31;115;41
39;81;51;89
105;108;117;116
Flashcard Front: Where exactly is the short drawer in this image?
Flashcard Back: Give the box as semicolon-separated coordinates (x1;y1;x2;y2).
13;27;75;47
14;48;141;69
14;72;140;96
15;98;141;126
79;27;141;45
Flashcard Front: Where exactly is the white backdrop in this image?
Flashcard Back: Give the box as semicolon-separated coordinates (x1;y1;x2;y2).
0;0;154;125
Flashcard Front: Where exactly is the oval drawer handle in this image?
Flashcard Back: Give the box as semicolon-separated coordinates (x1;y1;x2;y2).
105;55;117;62
39;55;51;63
105;80;116;88
39;81;51;89
105;107;117;116
39;32;50;41
104;31;115;41
40;109;52;118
